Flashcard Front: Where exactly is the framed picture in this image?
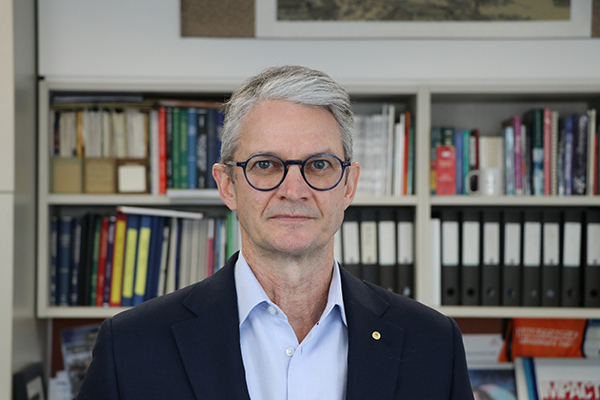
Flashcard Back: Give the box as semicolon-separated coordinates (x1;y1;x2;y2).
13;362;46;400
256;0;592;39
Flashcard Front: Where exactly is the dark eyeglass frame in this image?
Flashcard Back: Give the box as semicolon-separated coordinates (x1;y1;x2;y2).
226;153;351;191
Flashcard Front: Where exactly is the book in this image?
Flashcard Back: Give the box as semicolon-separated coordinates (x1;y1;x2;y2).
94;217;109;307
196;108;209;189
50;216;59;305
572;113;589;195
60;324;100;399
109;213;127;307
436;146;456;195
430;127;442;195
121;214;140;307
69;217;83;306
102;216;117;307
133;215;153;305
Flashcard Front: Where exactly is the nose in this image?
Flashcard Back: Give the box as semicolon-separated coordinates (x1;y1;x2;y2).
276;164;311;200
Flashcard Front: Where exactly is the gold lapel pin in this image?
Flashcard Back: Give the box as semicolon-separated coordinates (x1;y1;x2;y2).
372;331;381;340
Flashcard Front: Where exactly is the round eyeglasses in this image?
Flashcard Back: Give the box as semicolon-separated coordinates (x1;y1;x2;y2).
226;154;351;191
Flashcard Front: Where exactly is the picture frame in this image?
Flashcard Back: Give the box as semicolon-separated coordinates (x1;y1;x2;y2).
256;0;592;39
13;362;46;400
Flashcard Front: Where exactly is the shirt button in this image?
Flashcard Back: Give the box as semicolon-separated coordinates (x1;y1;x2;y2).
268;306;277;315
285;347;295;357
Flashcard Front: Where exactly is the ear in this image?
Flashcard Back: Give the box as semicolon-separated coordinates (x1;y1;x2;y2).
343;162;360;210
213;163;238;211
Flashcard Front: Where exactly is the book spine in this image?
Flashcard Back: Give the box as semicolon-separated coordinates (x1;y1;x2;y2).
166;107;173;189
179;108;188;189
454;129;463;195
572;113;589;195
109;213;127;307
171;108;180;189
196;108;209;189
187;108;198;189
89;216;101;306
133;215;152;305
50;216;58;305
406;115;415;195
513;116;523;195
462;129;470;195
69;217;83;306
436;146;456;195
532;109;544;196
504;126;515;195
158;107;167;195
121;214;140;307
543;108;552;196
430;127;441;195
551;111;559;196
402;112;411;196
564;116;574;195
95;217;109;307
103;216;116;307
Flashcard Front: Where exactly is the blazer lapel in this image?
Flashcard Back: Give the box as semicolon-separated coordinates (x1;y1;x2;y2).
342;268;405;400
172;253;251;400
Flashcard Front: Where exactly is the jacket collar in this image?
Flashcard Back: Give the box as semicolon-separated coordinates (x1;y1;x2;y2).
171;252;403;400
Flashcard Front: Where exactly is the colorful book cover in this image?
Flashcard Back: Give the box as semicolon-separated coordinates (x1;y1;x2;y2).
436;145;456;195
109;213;127;307
551;111;559;196
60;324;100;399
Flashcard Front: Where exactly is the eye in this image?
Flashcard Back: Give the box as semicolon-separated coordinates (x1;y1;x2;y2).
256;160;273;170
309;158;332;170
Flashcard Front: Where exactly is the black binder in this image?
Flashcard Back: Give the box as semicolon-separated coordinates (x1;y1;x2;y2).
377;208;396;292
584;209;600;307
541;209;561;307
522;209;542;307
502;209;522;306
342;208;361;279
396;208;414;298
561;209;583;307
441;209;460;305
481;208;501;306
359;208;379;285
461;208;481;306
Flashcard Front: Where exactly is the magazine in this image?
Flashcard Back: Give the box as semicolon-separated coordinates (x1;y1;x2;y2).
60;324;100;399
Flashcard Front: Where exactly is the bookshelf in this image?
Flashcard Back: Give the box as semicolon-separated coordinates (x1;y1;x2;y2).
37;79;600;320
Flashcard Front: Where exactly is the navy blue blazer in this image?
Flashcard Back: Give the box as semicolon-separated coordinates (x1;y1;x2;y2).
78;252;474;400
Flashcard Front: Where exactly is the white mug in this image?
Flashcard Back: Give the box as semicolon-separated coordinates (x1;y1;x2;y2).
466;168;504;196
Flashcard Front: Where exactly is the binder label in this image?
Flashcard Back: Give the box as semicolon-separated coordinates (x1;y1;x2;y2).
523;221;541;267
588;223;600;266
378;221;396;266
543;223;560;266
442;221;459;266
483;222;500;265
397;221;414;264
563;222;581;267
504;223;521;265
462;221;480;266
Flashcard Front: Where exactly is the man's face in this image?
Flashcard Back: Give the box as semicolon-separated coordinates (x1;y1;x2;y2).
213;99;359;259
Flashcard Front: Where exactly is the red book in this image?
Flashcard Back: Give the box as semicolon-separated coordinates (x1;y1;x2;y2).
95;217;110;306
158;107;167;195
543;108;552;195
594;133;599;195
436;145;456;195
403;111;411;196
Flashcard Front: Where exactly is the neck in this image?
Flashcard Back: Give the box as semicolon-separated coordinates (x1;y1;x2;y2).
241;245;334;343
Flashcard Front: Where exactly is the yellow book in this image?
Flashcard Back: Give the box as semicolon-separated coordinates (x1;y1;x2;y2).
133;215;152;305
109;213;127;306
120;214;140;306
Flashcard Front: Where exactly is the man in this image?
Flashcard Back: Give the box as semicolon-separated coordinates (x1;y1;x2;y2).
78;66;474;399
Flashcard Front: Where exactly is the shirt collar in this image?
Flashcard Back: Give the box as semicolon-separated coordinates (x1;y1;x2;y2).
235;252;347;327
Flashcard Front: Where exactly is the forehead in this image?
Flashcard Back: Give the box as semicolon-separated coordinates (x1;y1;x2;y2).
236;99;344;158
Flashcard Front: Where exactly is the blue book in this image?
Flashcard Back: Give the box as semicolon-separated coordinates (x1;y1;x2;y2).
50;216;58;305
454;129;463;195
145;216;165;301
57;216;73;306
196;109;209;189
187;108;198;189
504;126;516;195
564;116;574;195
206;109;224;189
102;216;116;307
69;217;83;306
174;219;183;290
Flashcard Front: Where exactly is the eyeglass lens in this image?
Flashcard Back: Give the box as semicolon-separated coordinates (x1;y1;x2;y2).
245;154;344;190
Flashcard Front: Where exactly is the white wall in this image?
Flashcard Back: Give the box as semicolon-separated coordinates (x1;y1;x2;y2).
38;0;600;84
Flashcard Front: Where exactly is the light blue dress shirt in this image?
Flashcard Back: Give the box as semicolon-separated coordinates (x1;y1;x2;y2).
235;252;349;400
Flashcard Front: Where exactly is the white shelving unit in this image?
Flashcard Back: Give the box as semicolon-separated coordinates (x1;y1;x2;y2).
37;79;600;319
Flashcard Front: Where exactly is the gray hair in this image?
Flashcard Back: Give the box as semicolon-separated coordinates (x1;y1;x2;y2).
220;65;354;165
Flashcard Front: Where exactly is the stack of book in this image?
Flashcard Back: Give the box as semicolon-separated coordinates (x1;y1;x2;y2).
431;108;599;196
49;206;239;308
353;106;415;196
49;96;225;195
